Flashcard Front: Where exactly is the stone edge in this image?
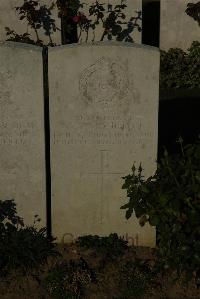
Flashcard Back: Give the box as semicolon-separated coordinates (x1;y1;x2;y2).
48;41;160;52
0;41;43;52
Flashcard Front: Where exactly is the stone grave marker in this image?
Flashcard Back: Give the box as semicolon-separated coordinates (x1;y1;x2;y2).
49;42;160;247
0;41;46;227
0;0;61;46
160;0;200;50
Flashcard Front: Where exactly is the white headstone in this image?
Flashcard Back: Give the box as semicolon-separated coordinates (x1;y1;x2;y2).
0;0;61;46
49;42;159;247
160;0;200;50
0;41;46;227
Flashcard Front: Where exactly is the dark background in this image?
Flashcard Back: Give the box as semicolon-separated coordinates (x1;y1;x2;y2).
158;89;200;160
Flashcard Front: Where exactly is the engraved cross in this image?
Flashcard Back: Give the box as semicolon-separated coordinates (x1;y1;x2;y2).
87;149;124;224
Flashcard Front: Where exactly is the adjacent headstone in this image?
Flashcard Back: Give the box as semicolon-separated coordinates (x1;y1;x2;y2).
0;0;61;46
49;42;160;247
160;0;200;50
0;41;46;227
78;0;142;44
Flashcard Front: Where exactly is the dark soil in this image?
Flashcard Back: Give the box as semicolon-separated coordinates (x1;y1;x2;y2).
0;243;200;299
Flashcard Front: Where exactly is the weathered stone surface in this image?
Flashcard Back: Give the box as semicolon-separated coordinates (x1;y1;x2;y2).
49;42;159;247
1;0;199;51
0;0;141;46
0;41;46;227
78;0;142;44
160;0;200;50
0;0;61;46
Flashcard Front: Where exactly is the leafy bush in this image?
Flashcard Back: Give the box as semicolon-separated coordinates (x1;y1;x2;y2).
42;257;96;299
121;138;200;283
76;233;128;260
0;199;60;280
160;41;200;89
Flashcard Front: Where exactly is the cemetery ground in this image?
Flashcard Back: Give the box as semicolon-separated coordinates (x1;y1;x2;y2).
0;139;200;299
0;235;200;299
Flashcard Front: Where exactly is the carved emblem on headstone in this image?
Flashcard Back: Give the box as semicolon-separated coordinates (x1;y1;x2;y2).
79;56;130;108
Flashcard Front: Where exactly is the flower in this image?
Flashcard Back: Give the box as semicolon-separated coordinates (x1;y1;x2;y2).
72;15;81;23
72;13;87;23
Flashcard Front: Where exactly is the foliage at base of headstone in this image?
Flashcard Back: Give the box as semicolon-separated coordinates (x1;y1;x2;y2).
42;257;97;299
0;199;61;280
121;137;200;284
160;41;200;89
75;233;128;260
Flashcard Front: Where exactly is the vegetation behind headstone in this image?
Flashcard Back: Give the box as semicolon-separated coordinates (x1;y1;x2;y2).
160;41;200;89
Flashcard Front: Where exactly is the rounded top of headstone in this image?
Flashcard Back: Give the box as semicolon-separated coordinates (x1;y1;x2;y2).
0;41;43;52
48;41;160;52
